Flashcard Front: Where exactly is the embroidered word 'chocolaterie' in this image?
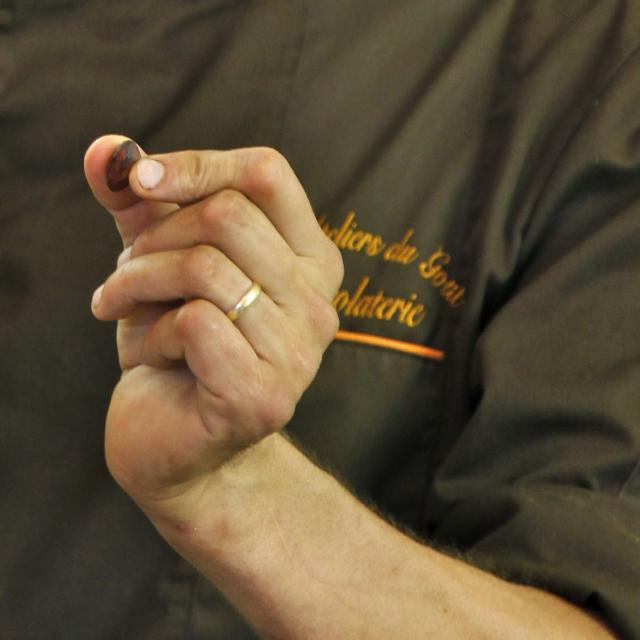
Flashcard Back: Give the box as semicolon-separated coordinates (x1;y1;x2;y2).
106;140;141;191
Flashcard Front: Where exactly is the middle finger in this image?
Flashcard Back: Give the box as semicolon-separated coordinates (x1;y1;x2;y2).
129;189;306;308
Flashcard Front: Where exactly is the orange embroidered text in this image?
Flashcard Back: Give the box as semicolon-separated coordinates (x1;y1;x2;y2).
317;212;385;257
333;276;426;328
419;247;465;307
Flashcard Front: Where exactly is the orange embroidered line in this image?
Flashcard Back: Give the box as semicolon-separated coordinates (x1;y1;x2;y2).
334;330;445;361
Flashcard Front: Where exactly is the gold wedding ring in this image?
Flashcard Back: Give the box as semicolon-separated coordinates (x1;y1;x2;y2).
226;282;262;322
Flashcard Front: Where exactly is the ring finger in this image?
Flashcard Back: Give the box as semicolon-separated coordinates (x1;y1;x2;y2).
92;246;286;363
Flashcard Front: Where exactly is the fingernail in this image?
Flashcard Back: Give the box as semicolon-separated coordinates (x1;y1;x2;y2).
137;158;165;189
117;246;132;267
91;284;104;310
106;139;141;192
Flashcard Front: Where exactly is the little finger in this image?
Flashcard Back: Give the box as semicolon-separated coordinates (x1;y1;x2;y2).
140;299;296;440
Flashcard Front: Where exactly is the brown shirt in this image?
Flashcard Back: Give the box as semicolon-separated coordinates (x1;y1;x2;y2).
1;1;639;637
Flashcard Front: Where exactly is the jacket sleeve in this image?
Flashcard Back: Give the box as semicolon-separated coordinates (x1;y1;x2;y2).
428;47;640;639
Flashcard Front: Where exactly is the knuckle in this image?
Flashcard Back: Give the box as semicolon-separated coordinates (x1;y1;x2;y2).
174;298;210;340
296;282;340;346
309;294;340;346
235;370;295;438
214;187;247;212
181;244;220;288
242;147;288;197
325;242;345;290
254;383;295;434
173;302;196;340
199;189;247;236
198;198;224;236
322;303;340;343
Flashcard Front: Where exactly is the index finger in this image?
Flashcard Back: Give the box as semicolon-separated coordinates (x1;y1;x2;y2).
128;147;328;257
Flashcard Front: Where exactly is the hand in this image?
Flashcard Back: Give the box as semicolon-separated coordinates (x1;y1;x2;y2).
85;137;343;521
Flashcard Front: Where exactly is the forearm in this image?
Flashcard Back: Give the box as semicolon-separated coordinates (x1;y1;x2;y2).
146;434;615;640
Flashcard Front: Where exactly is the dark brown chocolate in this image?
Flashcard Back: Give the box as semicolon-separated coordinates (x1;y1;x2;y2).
105;140;141;191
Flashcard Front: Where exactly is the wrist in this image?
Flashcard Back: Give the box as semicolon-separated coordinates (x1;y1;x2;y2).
144;434;305;560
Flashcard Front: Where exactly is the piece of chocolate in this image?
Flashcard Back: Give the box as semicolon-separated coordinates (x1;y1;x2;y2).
105;140;141;191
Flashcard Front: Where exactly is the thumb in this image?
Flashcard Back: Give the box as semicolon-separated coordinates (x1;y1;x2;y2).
84;134;176;247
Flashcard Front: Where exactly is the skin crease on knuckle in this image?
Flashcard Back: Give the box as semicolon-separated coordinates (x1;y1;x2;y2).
199;189;249;243
183;151;214;202
241;147;288;199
